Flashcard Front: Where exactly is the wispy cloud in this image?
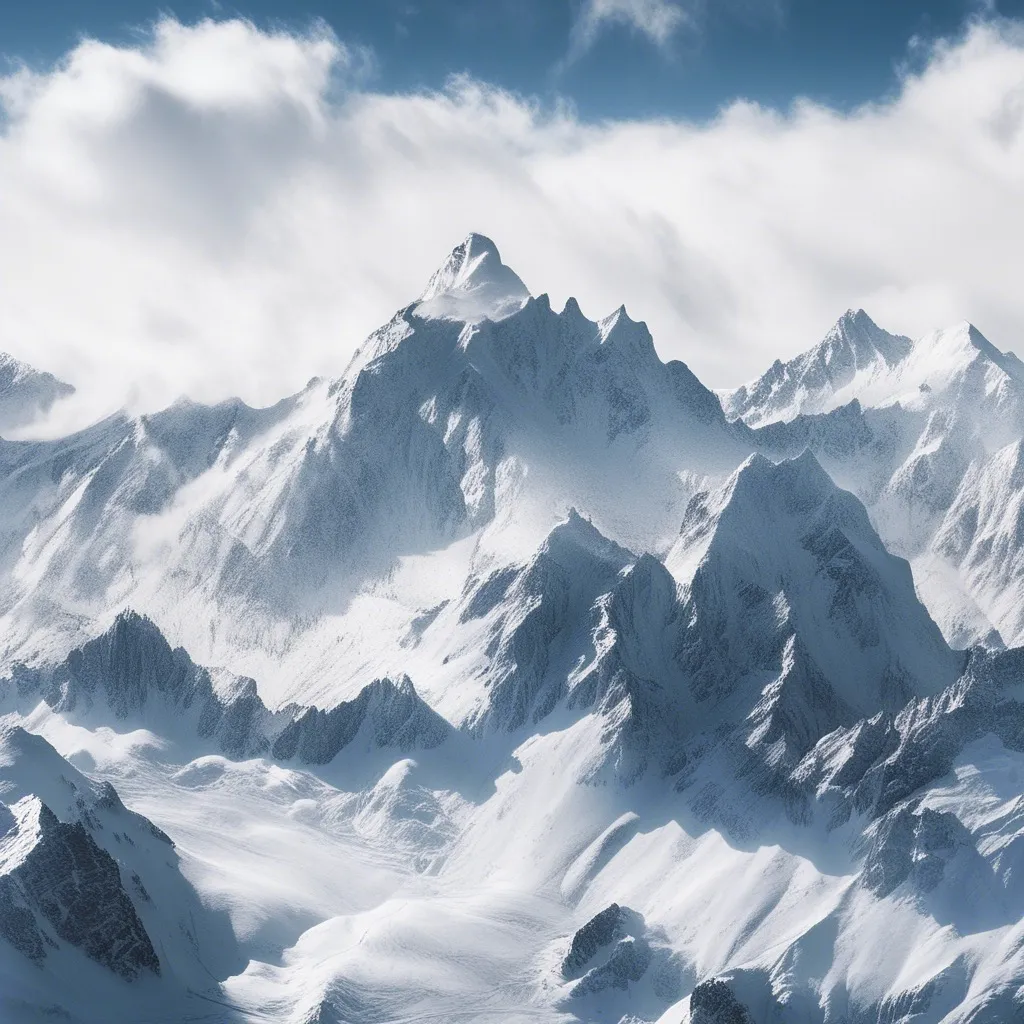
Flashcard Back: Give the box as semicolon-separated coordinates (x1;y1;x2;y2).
562;0;785;64
568;0;695;57
1;16;1024;423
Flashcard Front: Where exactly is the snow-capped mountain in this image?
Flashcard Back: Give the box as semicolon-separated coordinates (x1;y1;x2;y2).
0;353;74;432
2;235;1024;1023
0;233;745;699
720;308;913;427
735;310;1024;648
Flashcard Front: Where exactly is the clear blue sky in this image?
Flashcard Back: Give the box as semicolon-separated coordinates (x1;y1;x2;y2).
2;0;1021;120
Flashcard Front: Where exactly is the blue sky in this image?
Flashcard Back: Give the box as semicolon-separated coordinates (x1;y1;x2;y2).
3;0;1022;119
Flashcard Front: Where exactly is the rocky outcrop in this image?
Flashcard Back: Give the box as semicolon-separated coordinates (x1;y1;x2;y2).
688;978;753;1024
0;796;159;979
561;903;626;978
568;935;651;997
558;901;683;1007
27;610;272;758
272;676;449;764
859;803;984;899
464;510;632;734
5;613;451;767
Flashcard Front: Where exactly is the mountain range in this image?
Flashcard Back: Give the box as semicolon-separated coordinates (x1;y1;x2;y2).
2;233;1024;1022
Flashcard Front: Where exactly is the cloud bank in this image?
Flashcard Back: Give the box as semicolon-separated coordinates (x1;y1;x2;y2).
1;15;1023;421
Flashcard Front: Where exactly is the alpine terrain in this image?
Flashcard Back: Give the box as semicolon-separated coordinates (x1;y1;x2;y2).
2;233;1024;1023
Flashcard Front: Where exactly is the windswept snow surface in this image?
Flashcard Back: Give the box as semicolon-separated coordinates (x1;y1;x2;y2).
2;236;1024;1022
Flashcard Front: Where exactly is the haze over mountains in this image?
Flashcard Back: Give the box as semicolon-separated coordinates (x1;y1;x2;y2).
2;234;1024;1022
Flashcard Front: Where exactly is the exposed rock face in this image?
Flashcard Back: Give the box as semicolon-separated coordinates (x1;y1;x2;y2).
568;935;651;997
0;829;47;964
6;612;451;766
271;676;449;764
0;723;241;997
792;652;1024;826
568;553;693;780
561;903;625;978
688;978;753;1024
668;452;958;721
464;510;632;734
32;610;272;758
859;804;984;899
0;796;159;979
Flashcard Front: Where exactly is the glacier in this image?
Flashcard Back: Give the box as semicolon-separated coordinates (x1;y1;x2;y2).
0;234;1023;1021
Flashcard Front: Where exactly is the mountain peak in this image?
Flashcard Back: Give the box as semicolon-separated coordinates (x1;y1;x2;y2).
597;304;634;336
596;304;657;363
824;308;911;367
733;447;829;490
710;451;837;531
670;450;859;586
561;295;585;319
837;307;875;328
416;233;530;324
540;509;633;573
833;308;875;334
910;320;1024;387
668;451;957;717
721;310;912;425
948;320;1004;361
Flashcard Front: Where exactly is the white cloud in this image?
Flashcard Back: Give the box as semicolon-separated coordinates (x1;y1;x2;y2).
563;0;785;61
1;16;1024;424
569;0;693;56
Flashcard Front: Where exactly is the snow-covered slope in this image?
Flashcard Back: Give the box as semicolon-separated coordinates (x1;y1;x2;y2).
3;235;1024;1023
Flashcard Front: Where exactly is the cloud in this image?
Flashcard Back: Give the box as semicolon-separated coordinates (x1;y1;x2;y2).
1;16;1024;426
563;0;786;63
568;0;694;56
